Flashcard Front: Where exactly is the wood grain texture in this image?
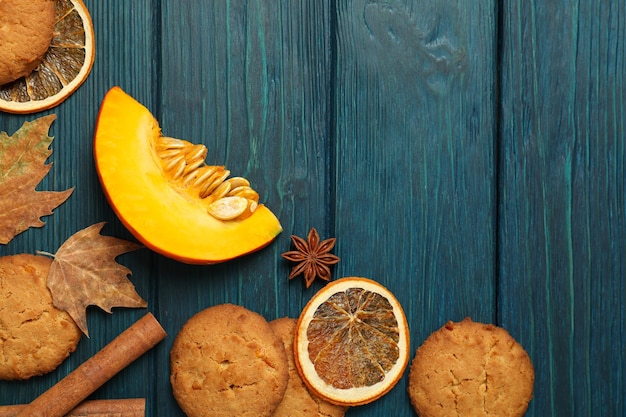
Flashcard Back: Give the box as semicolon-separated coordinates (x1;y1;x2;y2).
332;1;497;415
499;0;625;416
155;1;333;415
0;0;623;416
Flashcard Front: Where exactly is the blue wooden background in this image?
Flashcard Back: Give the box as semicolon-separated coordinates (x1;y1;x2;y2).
1;1;624;416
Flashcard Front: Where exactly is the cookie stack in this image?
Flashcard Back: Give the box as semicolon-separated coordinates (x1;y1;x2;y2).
170;304;347;417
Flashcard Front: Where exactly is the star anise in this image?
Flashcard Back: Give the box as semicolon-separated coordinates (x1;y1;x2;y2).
281;227;340;288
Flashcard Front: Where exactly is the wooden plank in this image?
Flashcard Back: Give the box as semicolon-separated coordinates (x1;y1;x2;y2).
156;1;332;415
333;1;497;415
0;0;159;408
499;0;625;415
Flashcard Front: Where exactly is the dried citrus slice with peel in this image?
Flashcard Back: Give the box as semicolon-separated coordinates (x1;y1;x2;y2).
0;0;95;114
294;277;410;406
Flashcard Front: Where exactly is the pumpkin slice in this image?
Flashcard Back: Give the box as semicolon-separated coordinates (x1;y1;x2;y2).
93;86;282;264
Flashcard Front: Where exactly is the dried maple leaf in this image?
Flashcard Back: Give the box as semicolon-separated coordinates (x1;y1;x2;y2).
44;222;147;336
0;115;74;244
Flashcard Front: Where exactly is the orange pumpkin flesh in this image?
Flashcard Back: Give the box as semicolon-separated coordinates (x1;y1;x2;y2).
93;86;282;264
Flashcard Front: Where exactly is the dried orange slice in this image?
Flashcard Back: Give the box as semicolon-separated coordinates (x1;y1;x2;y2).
0;0;95;114
294;277;410;406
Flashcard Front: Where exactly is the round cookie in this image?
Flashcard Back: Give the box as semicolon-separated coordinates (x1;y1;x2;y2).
0;0;56;85
269;317;348;417
408;318;534;417
170;304;289;417
0;254;82;380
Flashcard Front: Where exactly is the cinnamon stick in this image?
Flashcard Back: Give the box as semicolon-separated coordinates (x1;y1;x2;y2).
14;313;166;417
0;398;145;417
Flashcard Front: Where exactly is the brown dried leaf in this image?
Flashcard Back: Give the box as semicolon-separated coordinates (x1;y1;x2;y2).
0;115;74;244
45;222;147;336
